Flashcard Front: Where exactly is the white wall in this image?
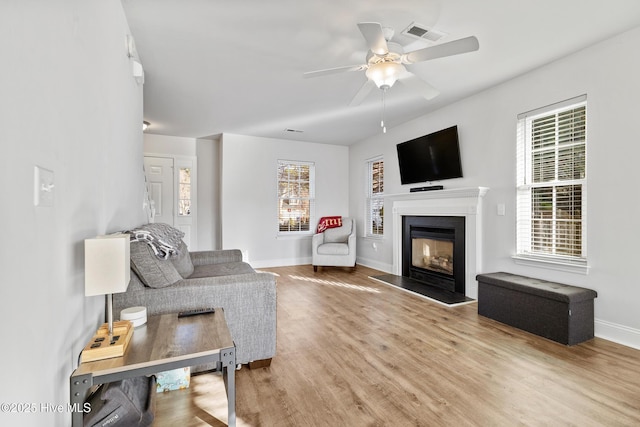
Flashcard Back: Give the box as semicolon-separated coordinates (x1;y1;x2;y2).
144;133;197;157
196;137;221;250
350;26;640;349
221;134;349;267
0;1;145;426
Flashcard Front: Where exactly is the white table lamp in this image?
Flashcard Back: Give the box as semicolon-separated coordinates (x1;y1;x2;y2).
85;234;131;336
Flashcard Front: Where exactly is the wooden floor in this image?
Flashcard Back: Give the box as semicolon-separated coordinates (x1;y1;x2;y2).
153;265;640;426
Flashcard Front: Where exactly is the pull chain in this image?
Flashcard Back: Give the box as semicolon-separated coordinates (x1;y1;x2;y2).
381;88;387;133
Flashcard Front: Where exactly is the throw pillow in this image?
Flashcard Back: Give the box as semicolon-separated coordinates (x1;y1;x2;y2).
130;242;182;288
316;216;342;233
171;241;195;278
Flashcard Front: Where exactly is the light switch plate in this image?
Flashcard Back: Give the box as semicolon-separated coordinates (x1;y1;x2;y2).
34;166;54;207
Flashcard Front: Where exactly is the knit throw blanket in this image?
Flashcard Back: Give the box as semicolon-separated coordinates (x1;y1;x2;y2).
128;223;185;259
316;216;342;234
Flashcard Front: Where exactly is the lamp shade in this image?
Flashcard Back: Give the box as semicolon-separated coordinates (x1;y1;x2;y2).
85;234;131;297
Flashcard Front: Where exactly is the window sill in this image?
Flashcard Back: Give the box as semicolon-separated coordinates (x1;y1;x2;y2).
512;255;590;275
364;235;384;240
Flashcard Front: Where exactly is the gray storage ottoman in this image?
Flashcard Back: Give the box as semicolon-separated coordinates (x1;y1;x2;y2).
477;272;597;345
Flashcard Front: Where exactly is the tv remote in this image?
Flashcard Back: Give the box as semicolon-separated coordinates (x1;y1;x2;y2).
177;308;216;318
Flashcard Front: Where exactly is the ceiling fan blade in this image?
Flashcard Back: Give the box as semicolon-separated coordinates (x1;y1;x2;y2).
357;22;388;55
402;36;479;64
397;71;440;100
349;80;375;106
303;64;367;79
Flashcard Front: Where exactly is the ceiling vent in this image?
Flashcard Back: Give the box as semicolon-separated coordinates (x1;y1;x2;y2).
401;22;446;43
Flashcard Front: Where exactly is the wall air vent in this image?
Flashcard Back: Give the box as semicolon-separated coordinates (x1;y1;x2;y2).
401;22;446;43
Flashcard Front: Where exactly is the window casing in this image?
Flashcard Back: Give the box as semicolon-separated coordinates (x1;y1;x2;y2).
277;160;315;234
366;157;384;237
516;95;587;269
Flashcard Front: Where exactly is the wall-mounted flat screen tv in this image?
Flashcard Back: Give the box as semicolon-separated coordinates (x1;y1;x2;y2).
396;125;463;185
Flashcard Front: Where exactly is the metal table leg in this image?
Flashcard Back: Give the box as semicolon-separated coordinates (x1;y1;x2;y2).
70;373;92;427
221;347;236;427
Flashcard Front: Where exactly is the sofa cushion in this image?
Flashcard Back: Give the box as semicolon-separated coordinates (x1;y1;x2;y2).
188;261;255;279
171;241;195;278
323;220;352;243
130;242;182;288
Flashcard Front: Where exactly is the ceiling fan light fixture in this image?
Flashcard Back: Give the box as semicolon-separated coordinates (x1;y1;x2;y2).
366;61;404;89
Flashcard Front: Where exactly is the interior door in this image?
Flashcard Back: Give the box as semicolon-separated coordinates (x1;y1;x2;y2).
143;156;174;227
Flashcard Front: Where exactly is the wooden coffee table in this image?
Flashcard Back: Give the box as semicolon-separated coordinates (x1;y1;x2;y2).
70;309;236;426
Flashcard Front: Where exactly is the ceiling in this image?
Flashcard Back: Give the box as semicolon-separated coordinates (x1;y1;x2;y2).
122;0;640;145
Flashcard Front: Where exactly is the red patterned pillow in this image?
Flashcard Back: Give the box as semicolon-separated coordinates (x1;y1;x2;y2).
316;216;342;233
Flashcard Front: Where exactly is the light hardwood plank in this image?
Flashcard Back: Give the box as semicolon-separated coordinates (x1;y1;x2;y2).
153;265;640;426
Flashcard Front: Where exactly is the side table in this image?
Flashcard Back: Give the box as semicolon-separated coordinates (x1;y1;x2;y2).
70;309;236;426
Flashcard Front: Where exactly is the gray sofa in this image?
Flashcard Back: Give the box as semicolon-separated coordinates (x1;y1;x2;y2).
113;240;276;370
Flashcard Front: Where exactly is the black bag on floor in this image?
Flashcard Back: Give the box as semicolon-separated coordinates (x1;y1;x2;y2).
84;375;156;427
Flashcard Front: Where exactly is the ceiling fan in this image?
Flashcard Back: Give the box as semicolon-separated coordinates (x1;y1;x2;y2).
304;22;479;106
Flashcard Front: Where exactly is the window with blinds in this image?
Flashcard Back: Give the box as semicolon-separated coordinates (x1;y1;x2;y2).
277;160;315;234
516;95;587;265
366;157;384;237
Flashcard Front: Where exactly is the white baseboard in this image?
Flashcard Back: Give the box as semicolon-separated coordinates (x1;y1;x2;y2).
355;256;392;273
595;319;640;350
251;256;392;272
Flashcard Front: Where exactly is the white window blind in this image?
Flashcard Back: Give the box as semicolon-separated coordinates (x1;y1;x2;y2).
277;160;315;234
366;157;384;237
516;95;587;265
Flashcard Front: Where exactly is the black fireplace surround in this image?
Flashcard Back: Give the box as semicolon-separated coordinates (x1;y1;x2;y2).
402;216;465;294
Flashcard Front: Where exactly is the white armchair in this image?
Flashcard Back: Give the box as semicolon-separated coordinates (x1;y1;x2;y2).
311;217;357;272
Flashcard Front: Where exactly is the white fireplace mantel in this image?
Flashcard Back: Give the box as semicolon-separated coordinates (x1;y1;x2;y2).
391;187;489;299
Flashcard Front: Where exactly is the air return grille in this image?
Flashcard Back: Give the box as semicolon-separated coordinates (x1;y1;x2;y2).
401;22;445;42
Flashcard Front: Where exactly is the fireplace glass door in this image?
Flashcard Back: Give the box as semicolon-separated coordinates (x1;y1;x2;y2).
411;238;454;276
